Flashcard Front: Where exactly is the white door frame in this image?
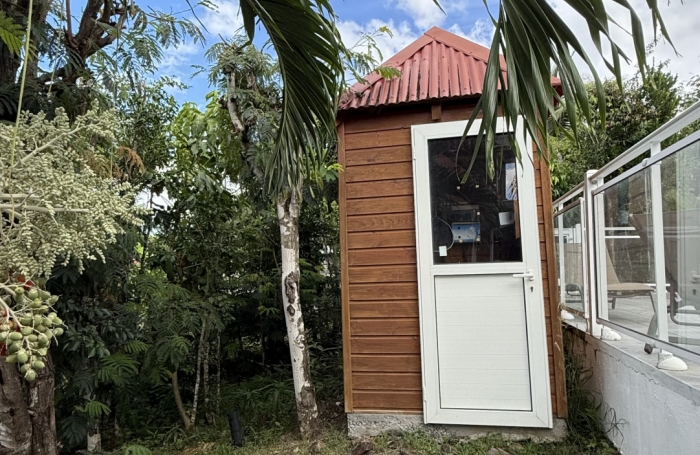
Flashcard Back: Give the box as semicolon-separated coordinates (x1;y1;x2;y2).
411;118;552;428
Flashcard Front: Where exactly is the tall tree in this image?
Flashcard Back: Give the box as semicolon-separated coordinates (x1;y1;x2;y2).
213;41;318;438
0;0;203;120
213;29;381;435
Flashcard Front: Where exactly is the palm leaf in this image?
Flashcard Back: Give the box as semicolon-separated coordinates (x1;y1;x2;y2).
465;0;671;178
239;0;344;195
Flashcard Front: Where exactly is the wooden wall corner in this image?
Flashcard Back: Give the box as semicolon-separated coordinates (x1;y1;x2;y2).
538;156;568;418
338;121;353;412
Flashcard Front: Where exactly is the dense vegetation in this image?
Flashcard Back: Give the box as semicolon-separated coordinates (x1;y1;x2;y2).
0;0;695;454
550;64;700;198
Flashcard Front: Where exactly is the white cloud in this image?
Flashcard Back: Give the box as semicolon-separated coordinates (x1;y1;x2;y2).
160;41;200;76
202;0;244;39
337;19;419;65
393;0;447;30
464;18;494;48
551;0;700;81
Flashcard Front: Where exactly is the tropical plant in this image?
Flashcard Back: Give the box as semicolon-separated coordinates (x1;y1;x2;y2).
0;105;145;454
458;1;673;179
212;38;344;437
550;63;688;198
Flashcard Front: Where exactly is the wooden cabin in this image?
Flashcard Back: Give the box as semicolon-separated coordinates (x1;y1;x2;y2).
336;27;567;435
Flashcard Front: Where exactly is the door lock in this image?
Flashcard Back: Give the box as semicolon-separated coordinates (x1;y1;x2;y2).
513;270;535;281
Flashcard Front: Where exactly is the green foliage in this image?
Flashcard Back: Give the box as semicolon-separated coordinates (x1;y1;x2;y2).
341;26;401;86
0;11;23;56
465;0;671;181
123;444;153;455
46;34;343;454
550;63;688;198
81;400;112;418
237;0;344;195
121;427;619;455
0;0;205;121
97;354;140;385
562;332;622;454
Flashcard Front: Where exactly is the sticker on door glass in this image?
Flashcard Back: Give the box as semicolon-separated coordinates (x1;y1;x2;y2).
439;246;447;257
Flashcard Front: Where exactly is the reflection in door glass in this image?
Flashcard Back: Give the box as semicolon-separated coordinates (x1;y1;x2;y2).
428;135;522;264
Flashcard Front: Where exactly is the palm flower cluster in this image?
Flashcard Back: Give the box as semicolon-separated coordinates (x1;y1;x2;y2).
1;106;146;378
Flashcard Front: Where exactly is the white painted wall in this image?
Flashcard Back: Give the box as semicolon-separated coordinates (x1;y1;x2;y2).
570;331;700;455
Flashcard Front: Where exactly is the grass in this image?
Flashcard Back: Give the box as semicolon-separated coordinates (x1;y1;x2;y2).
121;423;619;455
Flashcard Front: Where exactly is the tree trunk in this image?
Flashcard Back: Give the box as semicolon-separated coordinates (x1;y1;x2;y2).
0;359;32;455
28;355;57;455
86;423;100;452
277;190;319;439
0;43;21;87
171;370;192;432
215;335;221;420
203;337;211;424
191;320;207;427
0;355;57;455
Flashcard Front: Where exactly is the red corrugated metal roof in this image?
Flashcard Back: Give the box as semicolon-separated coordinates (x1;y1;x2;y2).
339;26;559;111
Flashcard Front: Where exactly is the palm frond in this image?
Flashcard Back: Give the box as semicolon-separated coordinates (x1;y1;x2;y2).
239;0;344;195
467;0;672;178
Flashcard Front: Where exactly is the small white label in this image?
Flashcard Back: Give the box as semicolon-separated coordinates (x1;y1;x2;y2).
439;246;447;257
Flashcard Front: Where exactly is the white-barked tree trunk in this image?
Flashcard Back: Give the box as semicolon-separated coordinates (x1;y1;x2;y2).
277;189;318;438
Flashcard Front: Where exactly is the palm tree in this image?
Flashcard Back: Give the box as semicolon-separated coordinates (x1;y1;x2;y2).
234;0;671;438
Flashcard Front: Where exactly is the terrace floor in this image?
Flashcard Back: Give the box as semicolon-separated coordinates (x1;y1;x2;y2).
602;295;700;355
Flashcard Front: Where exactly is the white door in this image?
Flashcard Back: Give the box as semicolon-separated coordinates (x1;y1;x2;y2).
412;119;552;428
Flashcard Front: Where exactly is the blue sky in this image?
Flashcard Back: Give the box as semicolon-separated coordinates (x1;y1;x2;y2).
147;0;700;107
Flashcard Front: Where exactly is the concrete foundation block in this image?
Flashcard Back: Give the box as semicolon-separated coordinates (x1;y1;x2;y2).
347;413;568;442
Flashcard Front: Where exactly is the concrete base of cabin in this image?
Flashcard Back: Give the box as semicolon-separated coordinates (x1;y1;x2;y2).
346;413;568;441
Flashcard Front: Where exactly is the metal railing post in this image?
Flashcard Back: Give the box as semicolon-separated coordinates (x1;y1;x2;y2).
584;170;604;338
650;142;670;342
578;198;590;321
648;142;687;370
556;204;566;315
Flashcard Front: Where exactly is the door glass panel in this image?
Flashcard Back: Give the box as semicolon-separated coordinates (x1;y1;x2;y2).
428;135;522;264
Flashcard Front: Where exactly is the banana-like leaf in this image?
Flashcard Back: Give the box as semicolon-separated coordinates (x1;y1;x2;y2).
465;0;671;179
239;0;344;195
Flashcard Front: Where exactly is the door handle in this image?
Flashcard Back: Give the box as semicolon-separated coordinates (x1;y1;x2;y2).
513;270;535;281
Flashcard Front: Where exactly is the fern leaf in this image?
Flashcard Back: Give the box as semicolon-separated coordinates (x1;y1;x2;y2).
123;339;149;354
82;400;111;417
0;12;24;56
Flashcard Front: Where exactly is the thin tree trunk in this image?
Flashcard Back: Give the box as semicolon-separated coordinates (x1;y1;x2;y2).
171;370;192;432
84;390;100;453
215;334;221;420
0;358;32;455
277;189;319;439
203;334;211;424
191;319;207;427
86;423;100;452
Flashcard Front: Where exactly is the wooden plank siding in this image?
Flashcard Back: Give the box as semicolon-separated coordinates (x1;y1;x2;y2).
536;155;569;418
338;102;566;417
